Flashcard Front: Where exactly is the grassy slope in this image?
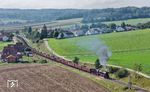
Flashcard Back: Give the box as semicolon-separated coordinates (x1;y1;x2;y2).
103;18;150;25
48;29;150;75
0;42;12;51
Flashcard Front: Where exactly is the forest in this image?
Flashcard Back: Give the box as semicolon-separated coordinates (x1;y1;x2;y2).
0;7;150;24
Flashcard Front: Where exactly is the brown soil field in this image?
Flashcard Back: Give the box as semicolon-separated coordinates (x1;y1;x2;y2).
0;64;109;92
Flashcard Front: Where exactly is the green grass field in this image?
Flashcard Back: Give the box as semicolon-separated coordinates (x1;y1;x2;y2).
103;18;150;25
48;29;150;75
0;42;12;51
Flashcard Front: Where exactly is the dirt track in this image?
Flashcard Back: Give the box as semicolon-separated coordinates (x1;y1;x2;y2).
0;64;108;92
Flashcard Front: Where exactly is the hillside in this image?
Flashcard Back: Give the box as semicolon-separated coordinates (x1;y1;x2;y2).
48;29;150;75
0;42;12;51
0;7;150;25
103;18;150;25
0;18;82;31
0;64;108;92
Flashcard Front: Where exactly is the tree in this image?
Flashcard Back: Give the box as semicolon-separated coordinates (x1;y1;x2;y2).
109;23;116;30
60;33;64;39
95;59;102;69
121;22;126;29
53;31;59;38
50;31;55;38
40;24;48;39
81;24;89;30
73;57;80;64
115;68;128;78
28;26;32;34
133;64;143;79
15;31;19;35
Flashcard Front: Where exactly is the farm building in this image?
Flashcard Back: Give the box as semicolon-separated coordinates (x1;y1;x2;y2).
72;30;85;36
1;42;26;63
0;31;13;42
57;31;74;39
5;55;18;63
116;26;125;32
85;28;103;35
0;35;9;42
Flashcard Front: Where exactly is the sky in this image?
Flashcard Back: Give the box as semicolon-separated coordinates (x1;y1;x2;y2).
0;0;150;9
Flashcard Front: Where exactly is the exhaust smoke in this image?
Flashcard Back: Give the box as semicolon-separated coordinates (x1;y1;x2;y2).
77;37;112;67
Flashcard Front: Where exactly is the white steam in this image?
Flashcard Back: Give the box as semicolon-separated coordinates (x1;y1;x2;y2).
77;37;112;67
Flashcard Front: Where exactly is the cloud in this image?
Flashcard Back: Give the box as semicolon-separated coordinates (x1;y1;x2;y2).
0;0;150;9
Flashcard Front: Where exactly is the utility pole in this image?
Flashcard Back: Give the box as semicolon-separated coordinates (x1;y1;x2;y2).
128;74;132;89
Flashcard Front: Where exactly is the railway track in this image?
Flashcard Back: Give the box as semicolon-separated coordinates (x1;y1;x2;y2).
16;35;149;92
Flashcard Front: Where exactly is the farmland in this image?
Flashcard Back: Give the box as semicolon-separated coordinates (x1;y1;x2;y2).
0;18;82;31
48;29;150;75
103;18;150;25
0;63;109;92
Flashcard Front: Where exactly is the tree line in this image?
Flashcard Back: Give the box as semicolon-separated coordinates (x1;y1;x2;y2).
1;7;150;23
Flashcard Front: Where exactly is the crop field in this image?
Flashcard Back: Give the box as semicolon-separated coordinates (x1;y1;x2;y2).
0;64;108;92
103;18;150;25
0;42;12;51
0;18;82;31
48;29;150;75
0;19;27;24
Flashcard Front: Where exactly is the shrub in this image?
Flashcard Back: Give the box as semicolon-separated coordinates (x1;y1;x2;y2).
115;68;128;78
108;66;119;73
95;59;102;69
40;60;48;64
123;86;128;91
33;60;37;63
20;61;30;63
73;57;80;64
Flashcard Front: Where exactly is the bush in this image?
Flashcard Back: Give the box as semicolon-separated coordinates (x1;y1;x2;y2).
33;60;37;63
20;61;30;63
73;57;80;64
95;59;102;69
115;68;128;78
108;66;119;73
40;60;48;64
123;86;128;91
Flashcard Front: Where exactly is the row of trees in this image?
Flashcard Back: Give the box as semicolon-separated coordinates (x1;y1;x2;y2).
83;7;150;23
137;22;150;29
23;24;48;42
1;7;150;24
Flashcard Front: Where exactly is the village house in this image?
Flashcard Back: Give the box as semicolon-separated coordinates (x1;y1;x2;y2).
0;31;13;42
57;31;74;39
72;30;85;37
125;26;138;31
0;35;9;42
1;43;26;63
115;26;125;32
85;28;103;35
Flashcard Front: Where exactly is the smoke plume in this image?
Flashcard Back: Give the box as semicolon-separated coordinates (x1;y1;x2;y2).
77;37;112;67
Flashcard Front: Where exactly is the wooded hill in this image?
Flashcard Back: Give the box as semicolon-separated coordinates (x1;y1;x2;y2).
0;7;150;23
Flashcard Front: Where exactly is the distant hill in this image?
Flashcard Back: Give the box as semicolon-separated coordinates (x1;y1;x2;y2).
0;7;150;24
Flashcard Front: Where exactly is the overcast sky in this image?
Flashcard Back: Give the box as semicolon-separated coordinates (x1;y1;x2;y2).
0;0;150;9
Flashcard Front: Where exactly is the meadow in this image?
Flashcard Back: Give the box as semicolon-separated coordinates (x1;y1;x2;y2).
48;29;150;75
103;18;150;25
